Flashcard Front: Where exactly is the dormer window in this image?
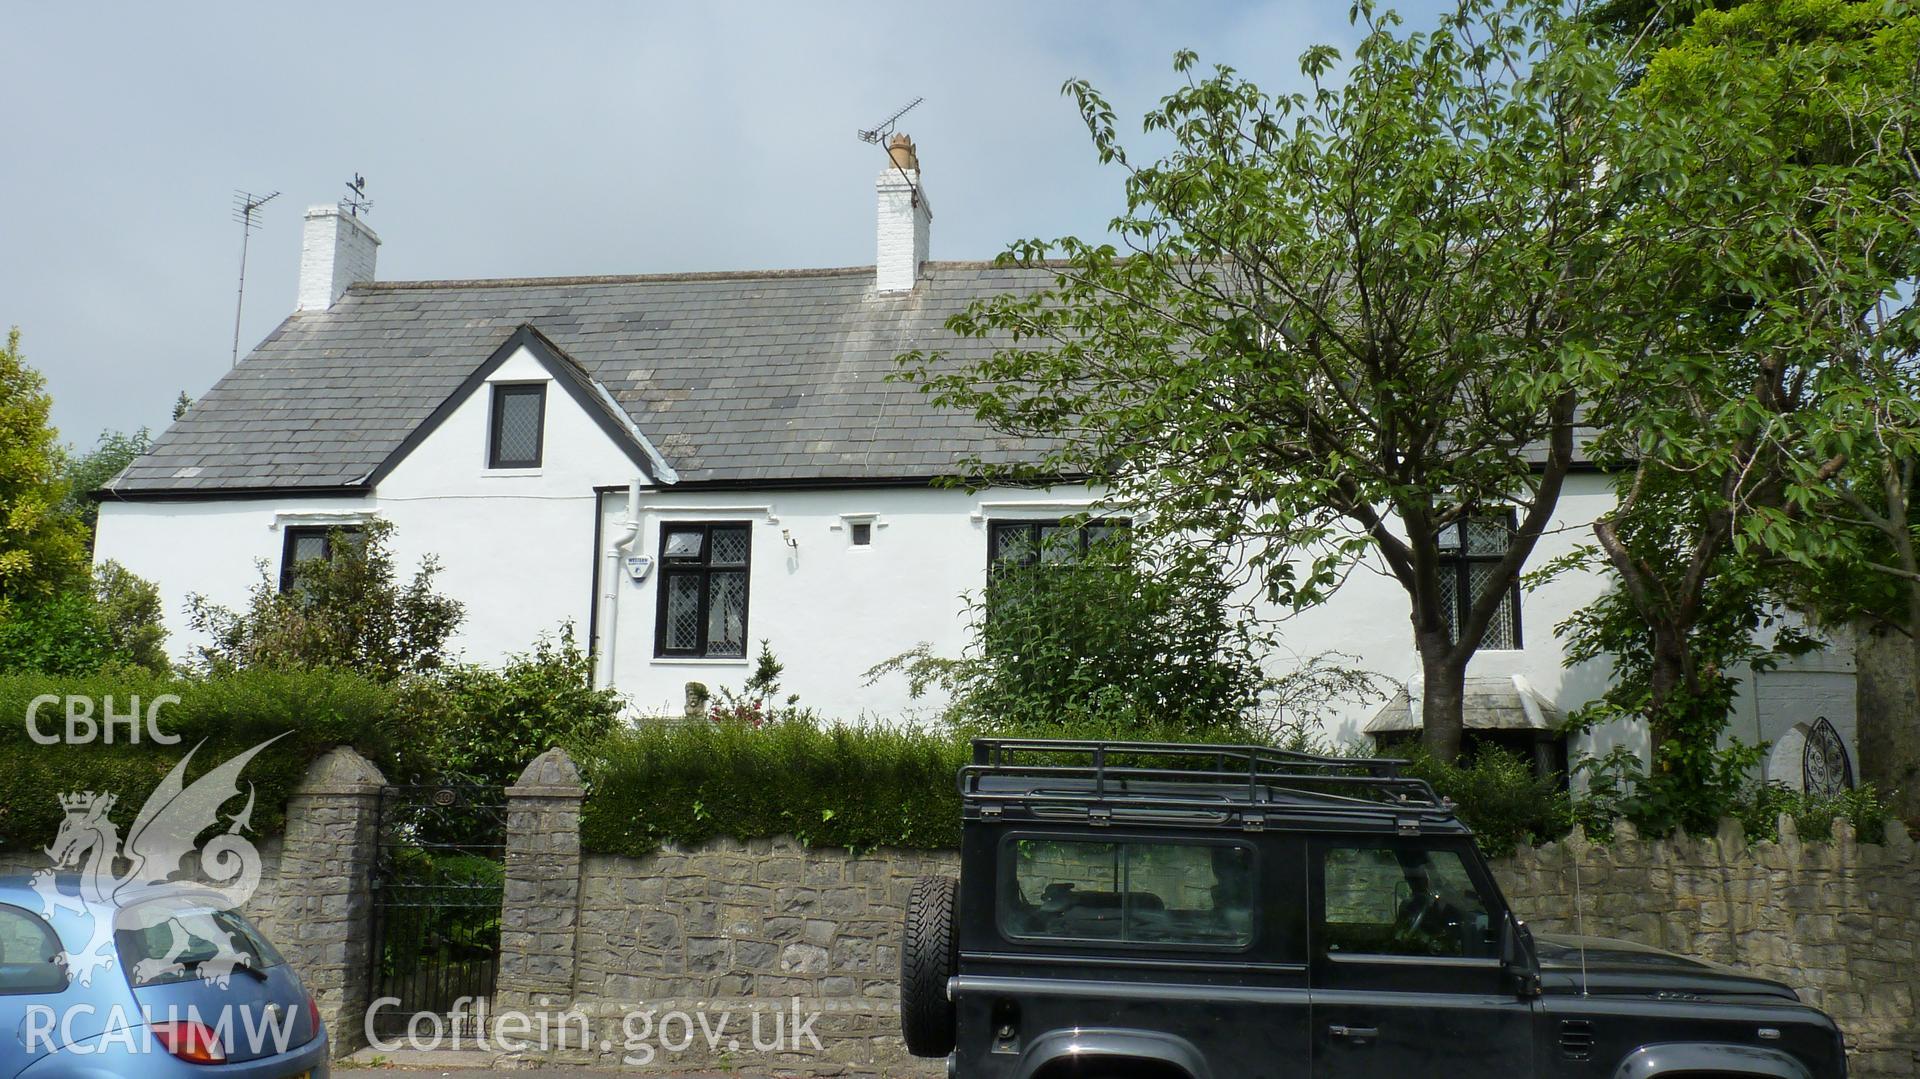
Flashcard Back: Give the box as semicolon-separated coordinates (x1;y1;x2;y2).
488;383;546;469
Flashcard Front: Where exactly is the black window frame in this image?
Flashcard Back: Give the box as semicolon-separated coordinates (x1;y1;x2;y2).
1435;509;1522;650
278;524;363;594
986;517;1132;572
653;521;753;658
487;382;547;469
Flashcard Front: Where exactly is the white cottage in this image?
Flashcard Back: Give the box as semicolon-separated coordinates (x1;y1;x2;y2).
91;140;1859;775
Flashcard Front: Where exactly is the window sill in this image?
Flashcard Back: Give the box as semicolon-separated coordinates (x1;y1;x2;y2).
483;468;543;478
651;656;751;666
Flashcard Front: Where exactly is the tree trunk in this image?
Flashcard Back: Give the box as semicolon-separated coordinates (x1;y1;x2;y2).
1854;619;1920;822
1418;631;1467;762
1644;619;1691;764
1594;513;1705;765
1909;589;1920;734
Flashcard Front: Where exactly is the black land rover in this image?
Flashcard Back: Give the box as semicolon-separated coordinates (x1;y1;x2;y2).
900;739;1846;1078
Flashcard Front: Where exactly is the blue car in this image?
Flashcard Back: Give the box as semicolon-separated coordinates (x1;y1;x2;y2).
0;877;328;1078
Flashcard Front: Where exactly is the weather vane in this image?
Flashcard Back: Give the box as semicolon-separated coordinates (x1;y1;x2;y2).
343;173;372;217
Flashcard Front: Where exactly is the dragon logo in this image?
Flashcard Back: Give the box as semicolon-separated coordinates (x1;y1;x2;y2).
31;735;286;988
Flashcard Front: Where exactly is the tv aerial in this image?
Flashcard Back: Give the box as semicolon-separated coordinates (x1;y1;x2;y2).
856;96;923;145
856;97;930;214
230;189;280;367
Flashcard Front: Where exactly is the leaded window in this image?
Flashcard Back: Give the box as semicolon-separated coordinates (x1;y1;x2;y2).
1436;512;1521;649
655;523;751;658
987;518;1131;569
488;383;546;469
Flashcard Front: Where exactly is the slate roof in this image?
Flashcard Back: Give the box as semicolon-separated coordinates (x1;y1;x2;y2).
106;263;1059;495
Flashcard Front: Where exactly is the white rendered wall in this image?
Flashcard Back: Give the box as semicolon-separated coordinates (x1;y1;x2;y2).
94;345;638;666
93;494;380;662
371;345;641;661
598;473;1640;737
98;420;1858;770
597;484;1049;721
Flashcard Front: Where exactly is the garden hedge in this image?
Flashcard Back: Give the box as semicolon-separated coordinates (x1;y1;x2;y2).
574;720;969;857
571;721;1896;860
0;668;412;849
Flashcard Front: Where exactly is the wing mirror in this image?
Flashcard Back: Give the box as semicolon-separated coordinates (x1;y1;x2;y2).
1500;912;1541;997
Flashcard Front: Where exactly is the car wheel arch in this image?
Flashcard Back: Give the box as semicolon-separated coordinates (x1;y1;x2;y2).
1018;1028;1210;1079
1611;1042;1815;1079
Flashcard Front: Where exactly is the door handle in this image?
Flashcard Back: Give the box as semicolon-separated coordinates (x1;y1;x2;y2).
1329;1025;1379;1039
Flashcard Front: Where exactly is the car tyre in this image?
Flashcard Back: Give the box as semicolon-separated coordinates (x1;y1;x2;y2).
900;874;959;1057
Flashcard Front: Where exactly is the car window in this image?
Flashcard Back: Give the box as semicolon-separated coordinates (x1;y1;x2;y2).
1001;837;1255;947
0;903;69;994
116;909;287;987
1319;844;1495;958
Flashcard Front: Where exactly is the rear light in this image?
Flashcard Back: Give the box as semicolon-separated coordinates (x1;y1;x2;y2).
307;991;322;1039
151;1020;227;1064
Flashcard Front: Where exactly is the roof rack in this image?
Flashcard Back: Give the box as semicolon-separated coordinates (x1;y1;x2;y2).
961;738;1454;826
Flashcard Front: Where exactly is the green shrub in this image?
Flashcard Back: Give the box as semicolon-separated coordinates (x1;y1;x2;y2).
1397;747;1574;858
0;587;110;675
1731;782;1892;844
869;541;1278;737
575;720;968;857
0;562;171;677
1571;745;1896;844
0;668;414;848
185;519;464;682
408;626;623;787
91;560;168;674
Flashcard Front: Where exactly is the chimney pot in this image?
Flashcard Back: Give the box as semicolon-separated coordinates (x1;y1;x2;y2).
886;133;919;171
297;204;380;312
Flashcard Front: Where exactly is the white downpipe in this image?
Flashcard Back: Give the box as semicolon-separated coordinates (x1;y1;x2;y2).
596;479;644;690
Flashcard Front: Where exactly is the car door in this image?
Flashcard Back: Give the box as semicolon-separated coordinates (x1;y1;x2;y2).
954;828;1313;1079
1307;836;1533;1077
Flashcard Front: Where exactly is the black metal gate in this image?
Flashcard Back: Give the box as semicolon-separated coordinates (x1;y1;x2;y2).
367;779;508;1041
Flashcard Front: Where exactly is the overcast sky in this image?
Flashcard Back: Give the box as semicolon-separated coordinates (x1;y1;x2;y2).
6;2;1452;447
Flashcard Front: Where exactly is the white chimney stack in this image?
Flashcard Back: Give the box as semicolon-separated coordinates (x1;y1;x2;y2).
297;204;380;312
875;134;931;293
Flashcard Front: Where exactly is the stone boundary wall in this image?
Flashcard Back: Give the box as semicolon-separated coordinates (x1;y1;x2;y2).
524;814;1917;1077
1494;817;1919;1079
552;839;957;1074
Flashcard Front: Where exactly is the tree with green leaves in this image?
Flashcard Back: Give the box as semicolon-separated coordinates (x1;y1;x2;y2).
0;328;89;605
899;0;1648;760
1572;0;1918;762
185;519;465;681
60;428;152;533
1756;20;1920;788
869;538;1293;738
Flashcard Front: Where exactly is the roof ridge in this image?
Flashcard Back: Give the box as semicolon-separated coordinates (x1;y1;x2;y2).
353;260;1073;292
